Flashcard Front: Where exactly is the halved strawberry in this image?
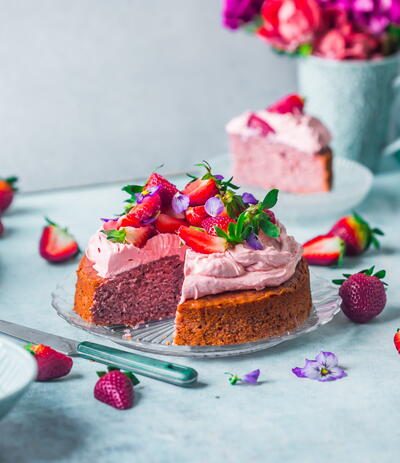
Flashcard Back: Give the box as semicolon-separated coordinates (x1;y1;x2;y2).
39;218;79;263
177;226;227;254
181;178;218;206
303;235;345;266
127;193;161;224
247;114;275;136
155;213;187;233
25;343;73;381
263;209;276;224
267;94;305;114
185;205;209;226
116;214;141;229
0;176;18;213
102;218;119;230
125;226;155;247
145;173;178;206
201;216;236;236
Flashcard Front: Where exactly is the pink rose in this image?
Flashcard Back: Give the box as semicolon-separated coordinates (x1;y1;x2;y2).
258;0;322;52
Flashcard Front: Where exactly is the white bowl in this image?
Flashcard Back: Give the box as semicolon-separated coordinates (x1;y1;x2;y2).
0;336;37;420
206;155;373;225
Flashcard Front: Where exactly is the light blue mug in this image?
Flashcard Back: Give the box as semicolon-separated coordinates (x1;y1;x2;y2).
298;54;400;172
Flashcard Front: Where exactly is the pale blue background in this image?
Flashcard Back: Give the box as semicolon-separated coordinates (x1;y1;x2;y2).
0;0;296;192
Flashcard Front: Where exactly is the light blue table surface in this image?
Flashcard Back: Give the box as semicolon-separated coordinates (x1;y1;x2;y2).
1;170;399;463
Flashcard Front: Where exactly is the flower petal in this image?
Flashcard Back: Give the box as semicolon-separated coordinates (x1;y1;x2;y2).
214;174;224;180
204;197;224;217
315;351;338;369
243;369;260;384
318;366;347;382
246;232;263;250
172;193;190;214
292;359;321;380
242;192;258;204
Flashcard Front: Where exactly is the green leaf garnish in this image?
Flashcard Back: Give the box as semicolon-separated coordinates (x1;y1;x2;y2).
122;184;143;195
101;228;127;243
261;189;279;210
259;218;280;238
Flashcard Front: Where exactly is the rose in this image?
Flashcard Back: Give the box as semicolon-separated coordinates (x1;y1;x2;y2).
258;0;322;51
222;0;265;30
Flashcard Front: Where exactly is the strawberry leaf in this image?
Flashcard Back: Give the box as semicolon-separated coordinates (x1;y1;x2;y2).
332;279;345;285
261;189;279;210
97;371;107;378
259;218;280;238
215;227;229;240
101;228;127;243
370;235;381;249
124;371;140;385
373;269;386;279
122;184;143;195
372;228;384;236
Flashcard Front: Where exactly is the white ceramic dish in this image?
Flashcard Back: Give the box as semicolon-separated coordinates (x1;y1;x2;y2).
0;336;37;420
205;155;373;224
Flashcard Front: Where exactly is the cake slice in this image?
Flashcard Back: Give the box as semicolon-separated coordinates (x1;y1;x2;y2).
74;163;312;345
227;94;333;194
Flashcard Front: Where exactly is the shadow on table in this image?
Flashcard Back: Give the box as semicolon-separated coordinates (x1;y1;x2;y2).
0;400;88;462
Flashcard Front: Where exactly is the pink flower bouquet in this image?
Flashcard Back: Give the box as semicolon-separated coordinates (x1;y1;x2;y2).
222;0;400;59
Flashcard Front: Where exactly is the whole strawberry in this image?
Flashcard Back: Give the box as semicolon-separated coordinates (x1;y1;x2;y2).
94;368;139;410
328;212;384;256
0;176;18;213
333;266;387;323
394;329;400;354
39;218;80;263
0;219;4;237
25;344;73;381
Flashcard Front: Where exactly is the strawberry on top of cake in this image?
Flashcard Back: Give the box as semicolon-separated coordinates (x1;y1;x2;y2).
227;94;333;194
74;162;311;346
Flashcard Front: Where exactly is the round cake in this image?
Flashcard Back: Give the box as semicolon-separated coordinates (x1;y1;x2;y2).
73;163;312;346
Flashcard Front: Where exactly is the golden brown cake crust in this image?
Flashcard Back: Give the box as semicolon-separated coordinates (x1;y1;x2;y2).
173;258;312;346
319;147;333;191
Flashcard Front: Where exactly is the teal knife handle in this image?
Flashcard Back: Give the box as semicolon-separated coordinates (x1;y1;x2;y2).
77;341;198;387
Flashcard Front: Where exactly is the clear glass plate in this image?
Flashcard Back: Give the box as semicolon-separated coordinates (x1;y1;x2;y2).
204;155;373;224
51;273;341;358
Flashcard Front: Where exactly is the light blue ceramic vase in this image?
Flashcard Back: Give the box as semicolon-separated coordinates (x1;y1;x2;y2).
298;54;400;171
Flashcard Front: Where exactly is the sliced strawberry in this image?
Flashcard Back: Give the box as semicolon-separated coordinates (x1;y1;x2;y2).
303;235;345;266
39;218;79;263
185;205;209;226
247;114;275;136
0;176;18;213
177;226;227;254
102;219;119;230
125;225;155;247
25;343;73;381
116;214;141;229
127;193;161;224
155;213;187;234
267;94;305;114
201;216;236;236
181;178;218;206
145;173;178;206
263;209;277;224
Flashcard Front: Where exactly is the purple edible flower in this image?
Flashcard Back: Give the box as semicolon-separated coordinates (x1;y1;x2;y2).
222;0;264;30
246;232;263;250
214;174;224;180
242;192;258;205
100;218;113;222
135;185;161;204
242;369;261;384
205;197;224;217
292;351;347;382
171;192;190;214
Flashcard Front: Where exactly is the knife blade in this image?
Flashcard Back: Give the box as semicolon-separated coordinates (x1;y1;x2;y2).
0;319;198;387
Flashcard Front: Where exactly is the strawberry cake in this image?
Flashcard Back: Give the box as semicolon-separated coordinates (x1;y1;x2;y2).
74;163;312;346
227;94;333;194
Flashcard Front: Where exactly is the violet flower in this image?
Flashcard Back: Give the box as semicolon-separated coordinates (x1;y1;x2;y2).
225;369;261;385
242;192;258;205
222;0;264;30
171;192;190;214
135;185;161;204
214;174;224;180
100;218;113;222
246;232;264;250
205;197;224;217
292;351;347;382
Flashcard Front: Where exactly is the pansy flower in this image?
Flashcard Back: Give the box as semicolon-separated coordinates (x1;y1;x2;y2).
292;351;346;382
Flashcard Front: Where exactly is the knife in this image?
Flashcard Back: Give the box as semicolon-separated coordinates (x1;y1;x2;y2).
0;319;198;387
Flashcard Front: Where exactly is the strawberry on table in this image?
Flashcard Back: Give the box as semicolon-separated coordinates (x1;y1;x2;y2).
185;206;209;226
333;266;387;323
394;329;400;354
94;368;139;410
201;216;236;236
181;177;218;206
39;218;79;263
328;212;384;255
267;94;305;114
247;114;275;136
25;344;73;381
0;176;18;213
177;226;228;254
0;219;4;236
145;173;178;206
155;213;187;234
303;235;345;266
127;193;161;225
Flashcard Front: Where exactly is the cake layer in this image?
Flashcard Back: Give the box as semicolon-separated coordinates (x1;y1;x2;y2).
173;258;311;346
74;254;184;326
229;133;333;193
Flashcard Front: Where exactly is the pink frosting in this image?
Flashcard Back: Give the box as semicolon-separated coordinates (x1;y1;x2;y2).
86;231;186;278
226;109;331;153
179;222;303;303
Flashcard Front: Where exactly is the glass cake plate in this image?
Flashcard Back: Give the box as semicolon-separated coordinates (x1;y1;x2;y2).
51;273;341;358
